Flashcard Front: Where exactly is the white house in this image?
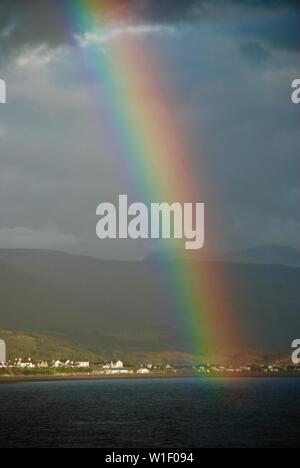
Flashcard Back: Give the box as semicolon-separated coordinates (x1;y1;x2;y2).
16;359;35;368
37;361;49;368
76;361;90;368
53;360;64;368
110;360;124;369
137;368;150;374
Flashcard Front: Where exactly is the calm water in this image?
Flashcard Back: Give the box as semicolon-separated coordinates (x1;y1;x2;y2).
0;377;299;448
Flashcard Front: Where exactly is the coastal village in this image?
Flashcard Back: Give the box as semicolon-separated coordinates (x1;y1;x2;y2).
0;339;300;376
0;357;154;375
0;339;169;375
1;357;300;376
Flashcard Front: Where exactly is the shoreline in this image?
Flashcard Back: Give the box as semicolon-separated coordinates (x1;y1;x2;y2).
1;371;299;385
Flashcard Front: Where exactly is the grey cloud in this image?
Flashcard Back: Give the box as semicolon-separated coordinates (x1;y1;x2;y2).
0;226;78;250
232;11;300;54
239;41;271;63
0;2;299;258
0;0;299;64
0;1;67;64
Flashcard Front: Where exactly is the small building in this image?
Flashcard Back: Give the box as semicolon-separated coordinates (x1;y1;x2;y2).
76;361;90;368
110;360;124;369
137;368;150;374
16;359;35;368
53;360;64;368
37;361;49;368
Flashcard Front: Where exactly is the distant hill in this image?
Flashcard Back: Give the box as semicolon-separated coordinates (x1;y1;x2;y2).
0;330;100;362
0;329;201;365
0;330;293;367
147;245;300;268
222;245;300;268
0;249;181;353
0;248;299;357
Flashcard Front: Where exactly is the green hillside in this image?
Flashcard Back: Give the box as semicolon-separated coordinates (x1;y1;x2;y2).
0;330;294;367
0;249;299;356
0;330;100;361
0;329;203;365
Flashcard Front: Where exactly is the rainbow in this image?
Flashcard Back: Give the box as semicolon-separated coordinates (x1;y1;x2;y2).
58;0;240;358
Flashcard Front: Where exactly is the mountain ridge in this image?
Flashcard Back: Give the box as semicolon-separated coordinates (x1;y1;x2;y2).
146;244;300;268
0;247;299;355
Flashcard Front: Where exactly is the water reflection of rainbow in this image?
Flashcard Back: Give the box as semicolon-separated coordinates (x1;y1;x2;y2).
61;0;240;357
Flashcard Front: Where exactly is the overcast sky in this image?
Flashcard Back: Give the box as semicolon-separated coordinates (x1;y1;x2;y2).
0;0;299;259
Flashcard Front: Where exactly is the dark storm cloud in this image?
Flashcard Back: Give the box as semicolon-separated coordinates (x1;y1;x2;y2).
0;0;299;63
0;1;299;257
234;12;300;55
0;1;67;59
239;41;271;63
135;0;299;22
